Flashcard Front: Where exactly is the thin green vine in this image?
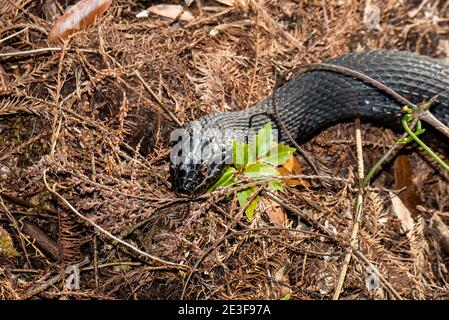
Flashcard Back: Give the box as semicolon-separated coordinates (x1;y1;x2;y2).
364;102;449;187
400;108;449;172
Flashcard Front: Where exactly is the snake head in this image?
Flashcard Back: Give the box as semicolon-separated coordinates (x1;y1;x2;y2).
169;120;231;196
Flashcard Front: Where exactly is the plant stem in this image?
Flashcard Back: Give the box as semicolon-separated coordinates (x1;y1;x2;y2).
401;118;449;172
363;131;408;187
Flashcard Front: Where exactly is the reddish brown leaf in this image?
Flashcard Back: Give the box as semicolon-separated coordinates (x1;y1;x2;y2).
48;0;112;42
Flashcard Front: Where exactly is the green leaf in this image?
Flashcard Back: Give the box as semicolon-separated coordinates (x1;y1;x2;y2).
244;163;280;178
260;144;296;166
401;105;413;114
280;294;291;300
233;140;256;169
247;144;256;165
245;195;259;220
207;167;236;193
255;122;273;158
233;140;245;169
237;188;259;221
237;187;253;207
268;180;284;191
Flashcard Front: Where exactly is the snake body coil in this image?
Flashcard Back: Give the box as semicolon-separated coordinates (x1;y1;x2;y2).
170;50;449;195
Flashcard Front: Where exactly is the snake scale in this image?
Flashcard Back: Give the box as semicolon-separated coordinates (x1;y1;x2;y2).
169;50;449;195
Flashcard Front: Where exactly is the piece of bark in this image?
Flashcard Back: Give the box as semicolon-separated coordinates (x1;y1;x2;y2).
394;154;420;218
429;214;449;255
21;221;60;261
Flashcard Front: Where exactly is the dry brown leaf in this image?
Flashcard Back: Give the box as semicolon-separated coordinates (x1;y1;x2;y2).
390;192;415;234
48;0;112;42
273;265;292;298
261;197;286;227
282;154;299;172
148;4;193;22
394;155;420;217
277;155;310;187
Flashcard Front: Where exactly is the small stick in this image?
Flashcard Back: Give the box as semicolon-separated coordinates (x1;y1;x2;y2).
321;0;330;33
80;261;142;271
267;174;349;183
420;110;449;139
0;27;28;45
21;221;60;261
42;170;190;271
93;235;99;288
262;190;337;239
333;119;365;300
0;47;100;58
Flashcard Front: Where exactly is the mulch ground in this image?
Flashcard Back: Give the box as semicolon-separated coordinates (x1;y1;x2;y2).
1;0;449;299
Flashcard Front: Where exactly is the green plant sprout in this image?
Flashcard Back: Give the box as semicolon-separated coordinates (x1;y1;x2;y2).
364;103;449;186
207;122;295;220
399;106;449;172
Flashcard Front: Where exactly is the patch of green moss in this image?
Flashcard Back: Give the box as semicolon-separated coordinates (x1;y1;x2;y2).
0;234;18;259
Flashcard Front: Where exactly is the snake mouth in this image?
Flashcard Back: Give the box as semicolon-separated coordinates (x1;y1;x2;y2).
170;162;226;196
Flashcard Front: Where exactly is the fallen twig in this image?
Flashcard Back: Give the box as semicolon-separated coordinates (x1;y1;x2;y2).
0;47;100;59
21;221;60;261
0;27;29;45
42;169;190;272
333;119;365;300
